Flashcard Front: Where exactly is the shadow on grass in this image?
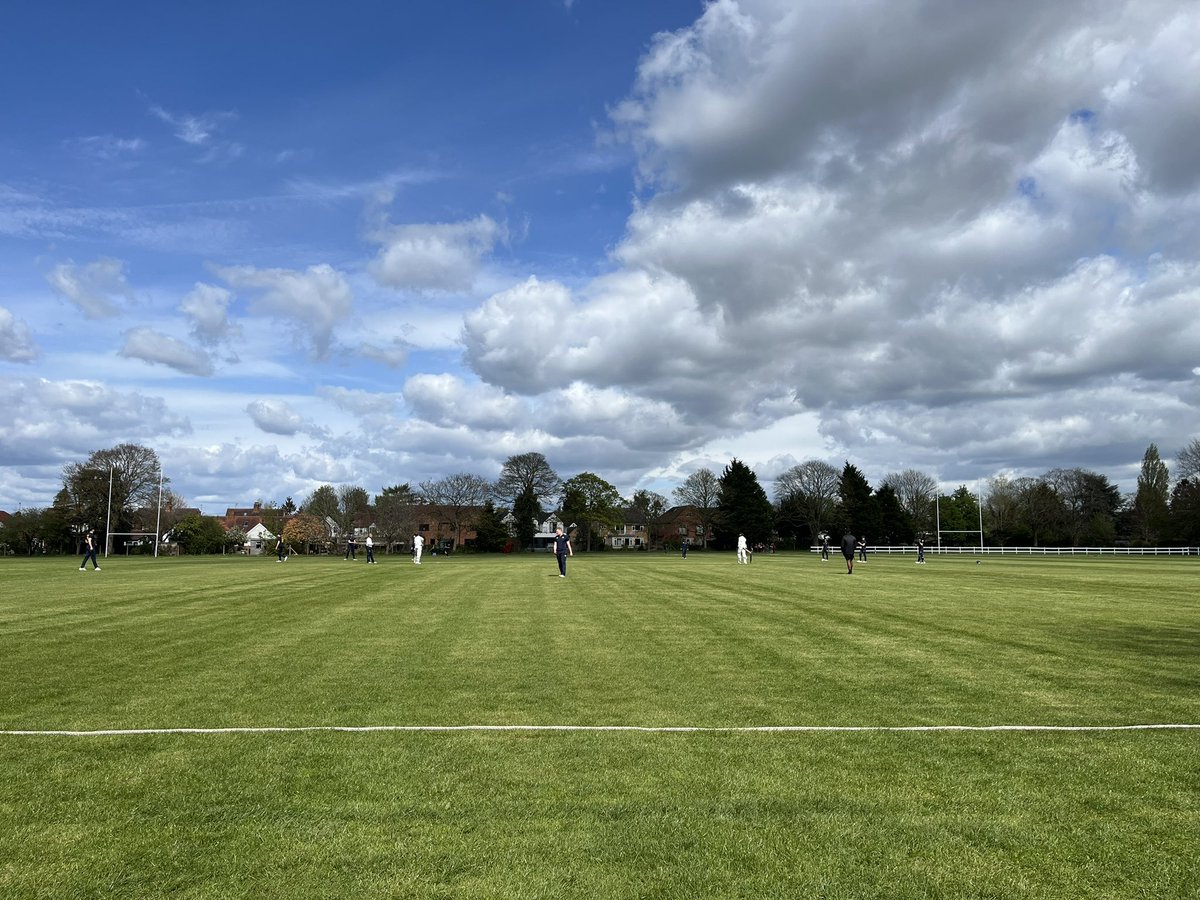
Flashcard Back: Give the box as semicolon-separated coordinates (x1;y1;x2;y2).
1067;623;1200;659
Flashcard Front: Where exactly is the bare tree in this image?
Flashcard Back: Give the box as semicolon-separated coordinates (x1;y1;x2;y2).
672;468;719;548
1043;467;1121;546
336;485;371;540
59;443;165;546
1176;437;1200;483
775;460;841;540
374;484;422;551
882;468;938;535
983;475;1021;544
302;485;340;544
419;473;493;551
495;452;562;507
630;489;668;548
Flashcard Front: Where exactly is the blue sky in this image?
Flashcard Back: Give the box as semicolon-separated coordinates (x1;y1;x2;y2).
2;0;1199;514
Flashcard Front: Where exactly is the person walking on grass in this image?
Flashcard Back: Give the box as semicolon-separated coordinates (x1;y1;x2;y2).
553;526;573;578
737;533;749;564
841;532;856;575
412;533;424;565
365;535;375;564
79;531;100;571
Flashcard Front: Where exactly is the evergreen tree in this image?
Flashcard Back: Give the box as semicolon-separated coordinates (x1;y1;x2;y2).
871;484;914;544
1132;443;1170;545
472;500;510;552
715;459;774;548
512;487;541;551
838;462;873;537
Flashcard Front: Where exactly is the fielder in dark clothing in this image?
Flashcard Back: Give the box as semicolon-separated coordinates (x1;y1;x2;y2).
553;527;573;577
79;531;101;571
841;532;856;574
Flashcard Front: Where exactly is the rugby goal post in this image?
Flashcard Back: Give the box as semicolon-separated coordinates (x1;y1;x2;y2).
106;531;163;557
934;491;984;549
104;463;166;558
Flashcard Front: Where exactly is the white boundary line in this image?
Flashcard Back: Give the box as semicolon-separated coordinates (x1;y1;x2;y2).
2;723;1197;737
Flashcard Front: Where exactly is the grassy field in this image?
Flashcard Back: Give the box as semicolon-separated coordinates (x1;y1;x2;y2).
1;550;1197;898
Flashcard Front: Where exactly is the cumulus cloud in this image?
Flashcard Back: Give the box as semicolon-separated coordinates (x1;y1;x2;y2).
368;214;505;292
463;271;759;424
217;263;352;360
460;0;1200;487
0;377;190;467
7;0;1200;512
45;257;134;318
0;307;38;362
120;327;215;376
246;399;305;436
180;282;238;345
403;373;528;431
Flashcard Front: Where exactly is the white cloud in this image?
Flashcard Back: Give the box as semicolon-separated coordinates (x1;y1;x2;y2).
149;104;229;146
0;307;38;362
246;399;305;436
456;0;1200;490
5;0;1200;514
180;282;238;346
217;263;353;360
316;385;401;418
368;214;505;292
0;377;190;467
120;327;215;376
402;373;527;431
45;257;134;318
65;135;147;160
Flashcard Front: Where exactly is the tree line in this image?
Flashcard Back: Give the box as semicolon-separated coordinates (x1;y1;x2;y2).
3;440;1199;556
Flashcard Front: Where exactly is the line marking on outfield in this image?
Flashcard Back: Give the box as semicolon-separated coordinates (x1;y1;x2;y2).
1;724;1197;737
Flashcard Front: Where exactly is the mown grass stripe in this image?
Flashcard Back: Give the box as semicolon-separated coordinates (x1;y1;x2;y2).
4;723;1198;736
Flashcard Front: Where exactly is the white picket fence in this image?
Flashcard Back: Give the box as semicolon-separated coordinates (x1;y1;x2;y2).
813;545;1198;557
